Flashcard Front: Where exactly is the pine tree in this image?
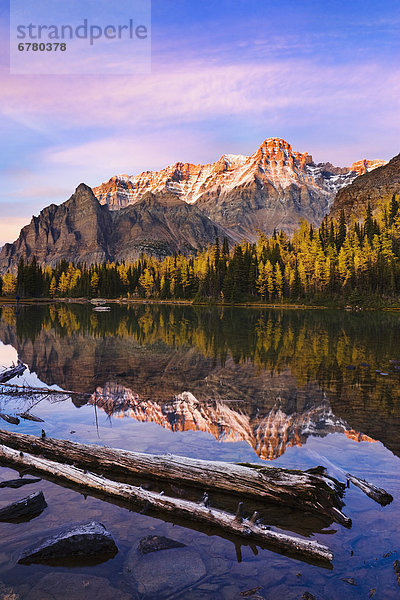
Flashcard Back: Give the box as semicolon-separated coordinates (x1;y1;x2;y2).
49;276;57;297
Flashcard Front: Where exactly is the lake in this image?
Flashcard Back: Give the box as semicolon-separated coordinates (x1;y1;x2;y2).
0;302;399;599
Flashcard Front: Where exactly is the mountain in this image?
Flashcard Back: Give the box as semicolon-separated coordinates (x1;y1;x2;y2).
330;153;400;219
94;137;386;239
0;184;236;273
0;183;112;271
0;138;388;272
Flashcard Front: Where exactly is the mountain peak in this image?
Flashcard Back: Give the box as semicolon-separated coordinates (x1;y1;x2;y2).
75;183;93;195
70;183;103;210
349;159;387;176
260;137;292;150
90;139;389;238
253;138;314;168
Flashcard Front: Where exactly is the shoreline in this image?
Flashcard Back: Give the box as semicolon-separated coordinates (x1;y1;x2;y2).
0;296;398;311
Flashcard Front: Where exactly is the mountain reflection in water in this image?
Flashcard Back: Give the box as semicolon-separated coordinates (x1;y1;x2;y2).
1;302;399;459
89;384;376;460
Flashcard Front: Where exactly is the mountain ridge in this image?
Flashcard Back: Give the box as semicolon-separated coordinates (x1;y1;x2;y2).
329;153;400;219
0;137;390;272
94;137;386;213
0;185;236;273
93;137;386;240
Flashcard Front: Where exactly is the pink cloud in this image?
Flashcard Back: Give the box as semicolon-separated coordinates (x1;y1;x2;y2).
1;60;399;136
0;58;398;170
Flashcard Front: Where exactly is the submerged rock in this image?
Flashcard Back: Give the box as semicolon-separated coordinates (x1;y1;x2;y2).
394;559;400;586
240;586;264;598
126;542;206;598
138;535;186;555
0;491;47;522
25;573;130;600
340;577;357;586
18;521;118;565
0;580;20;600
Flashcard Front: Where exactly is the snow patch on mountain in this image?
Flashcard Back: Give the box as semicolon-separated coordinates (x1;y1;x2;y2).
93;138;387;215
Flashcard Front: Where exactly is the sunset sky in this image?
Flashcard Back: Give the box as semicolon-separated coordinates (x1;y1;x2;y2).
0;0;400;244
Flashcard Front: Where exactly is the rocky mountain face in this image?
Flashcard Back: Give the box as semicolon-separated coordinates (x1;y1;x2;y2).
94;137;386;239
330;153;400;220
0;138;388;272
0;184;112;271
0;185;236;273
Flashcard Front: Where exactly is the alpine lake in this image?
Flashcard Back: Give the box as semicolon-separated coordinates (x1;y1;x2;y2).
0;302;399;599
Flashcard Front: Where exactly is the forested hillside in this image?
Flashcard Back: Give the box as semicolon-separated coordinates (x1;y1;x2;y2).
1;195;400;304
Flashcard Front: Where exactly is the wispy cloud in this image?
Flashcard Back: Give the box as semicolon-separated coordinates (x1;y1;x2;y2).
0;0;400;245
1;60;399;136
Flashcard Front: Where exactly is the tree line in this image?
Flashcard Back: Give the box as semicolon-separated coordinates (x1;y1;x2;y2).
1;196;400;303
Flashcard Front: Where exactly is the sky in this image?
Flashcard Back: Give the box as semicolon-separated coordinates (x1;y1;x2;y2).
0;0;400;244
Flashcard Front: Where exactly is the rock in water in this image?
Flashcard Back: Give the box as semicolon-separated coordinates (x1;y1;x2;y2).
126;543;206;598
394;560;400;586
18;521;118;565
25;573;131;600
0;477;41;489
138;535;186;555
0;581;20;600
0;491;47;522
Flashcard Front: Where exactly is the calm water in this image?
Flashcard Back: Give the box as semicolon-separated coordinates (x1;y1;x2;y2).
0;303;399;599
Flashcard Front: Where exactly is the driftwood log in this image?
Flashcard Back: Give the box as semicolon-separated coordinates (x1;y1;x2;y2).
0;382;85;397
346;473;393;506
0;363;26;384
0;430;350;527
17;413;44;423
0;414;19;425
0;443;333;563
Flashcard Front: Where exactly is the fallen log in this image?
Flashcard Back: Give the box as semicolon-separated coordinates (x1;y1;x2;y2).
0;430;350;526
0;490;47;522
0;382;85;397
306;449;393;506
0;362;26;384
17;413;44;423
0;414;19;425
346;473;393;506
0;443;333;563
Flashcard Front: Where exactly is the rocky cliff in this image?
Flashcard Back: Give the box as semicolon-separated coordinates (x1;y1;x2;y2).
0;185;236;273
94;137;386;238
0;184;112;271
0;138;388;271
329;153;400;219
